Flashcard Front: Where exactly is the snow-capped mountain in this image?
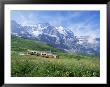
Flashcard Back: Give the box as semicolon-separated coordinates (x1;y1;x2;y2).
11;20;100;56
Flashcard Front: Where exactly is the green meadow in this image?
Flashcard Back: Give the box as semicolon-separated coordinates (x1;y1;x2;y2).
11;36;100;77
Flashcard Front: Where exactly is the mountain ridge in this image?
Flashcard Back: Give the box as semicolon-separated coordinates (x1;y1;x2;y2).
11;20;100;56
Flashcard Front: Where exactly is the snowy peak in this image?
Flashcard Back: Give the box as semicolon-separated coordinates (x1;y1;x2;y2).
56;26;67;35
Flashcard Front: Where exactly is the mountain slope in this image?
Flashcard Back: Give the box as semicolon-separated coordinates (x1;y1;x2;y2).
11;20;100;56
11;35;63;53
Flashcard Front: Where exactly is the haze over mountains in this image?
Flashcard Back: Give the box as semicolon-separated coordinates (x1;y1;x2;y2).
11;20;100;56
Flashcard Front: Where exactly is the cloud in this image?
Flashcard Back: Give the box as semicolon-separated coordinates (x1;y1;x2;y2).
11;11;39;25
69;18;100;44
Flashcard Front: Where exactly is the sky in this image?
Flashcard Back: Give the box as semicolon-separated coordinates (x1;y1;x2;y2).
11;10;100;39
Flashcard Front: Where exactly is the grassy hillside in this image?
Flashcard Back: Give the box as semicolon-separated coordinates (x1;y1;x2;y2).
11;36;100;77
11;35;62;53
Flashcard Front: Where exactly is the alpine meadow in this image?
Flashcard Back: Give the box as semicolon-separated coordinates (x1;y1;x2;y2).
11;10;100;77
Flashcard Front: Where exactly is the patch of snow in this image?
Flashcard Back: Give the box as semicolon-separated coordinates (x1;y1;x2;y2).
21;31;25;34
64;49;69;52
87;51;94;55
32;31;43;37
44;33;57;38
12;33;18;35
38;24;46;30
56;26;67;35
